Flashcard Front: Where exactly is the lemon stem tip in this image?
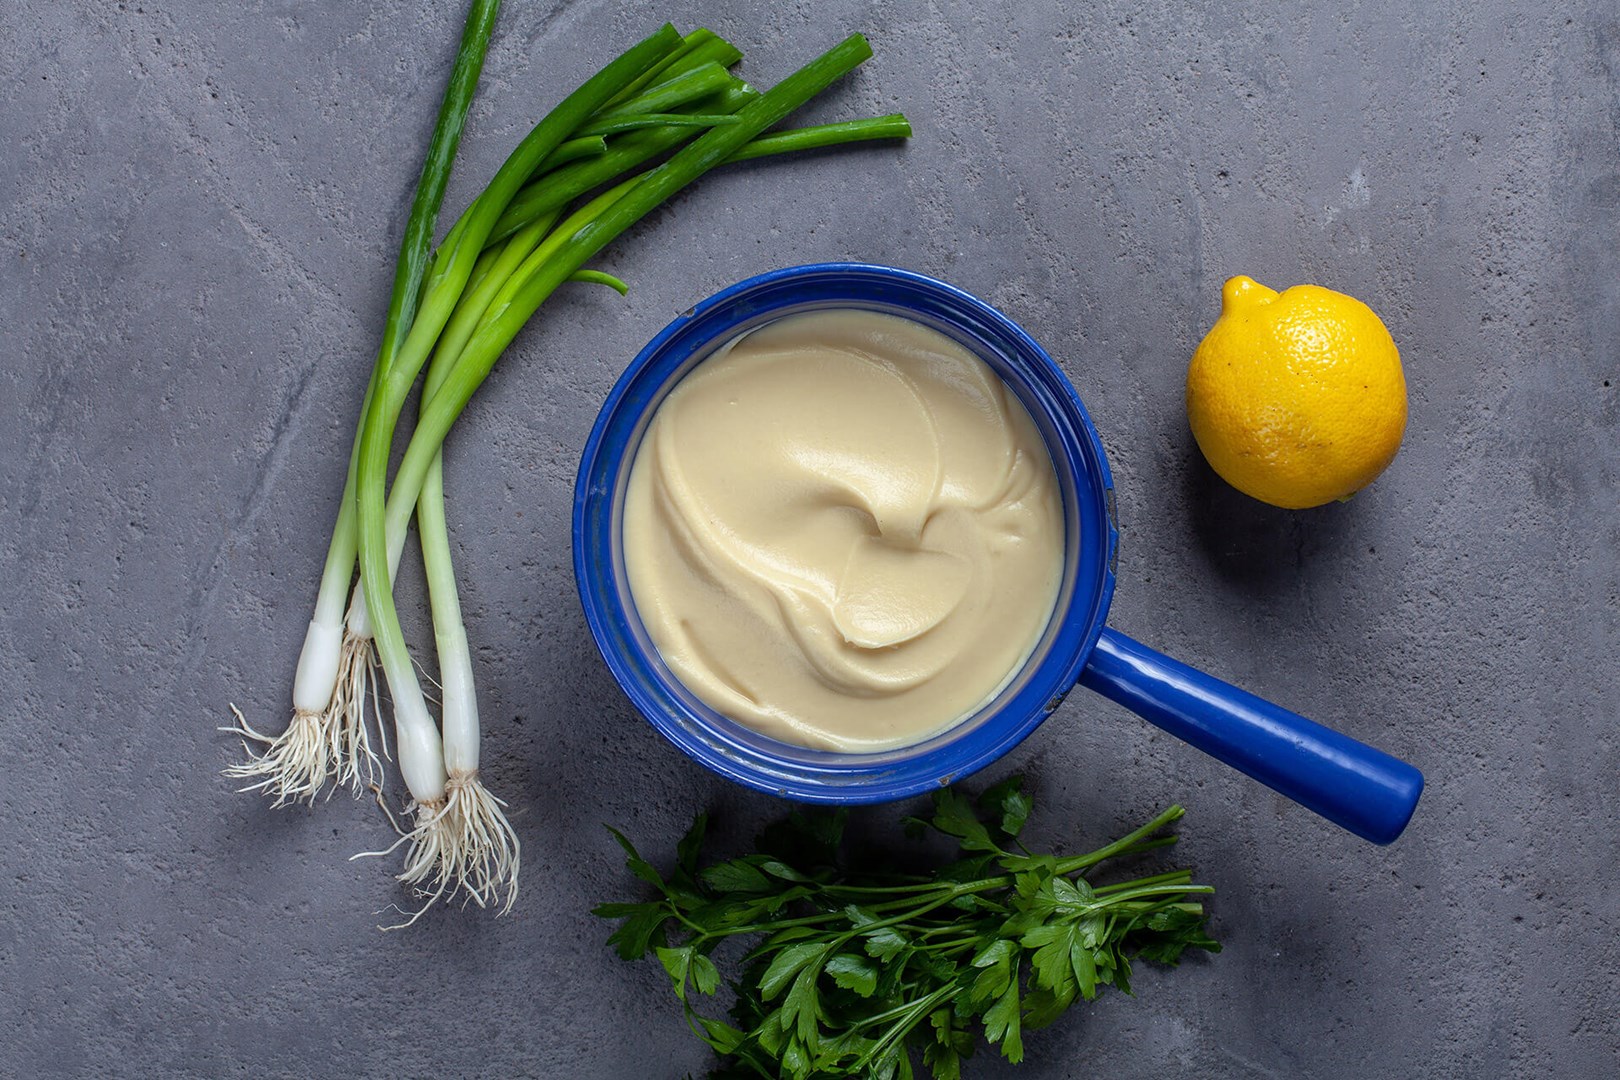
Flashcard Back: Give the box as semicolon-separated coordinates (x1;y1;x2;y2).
1221;275;1277;311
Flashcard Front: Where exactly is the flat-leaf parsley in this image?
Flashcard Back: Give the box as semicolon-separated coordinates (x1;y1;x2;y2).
597;778;1219;1078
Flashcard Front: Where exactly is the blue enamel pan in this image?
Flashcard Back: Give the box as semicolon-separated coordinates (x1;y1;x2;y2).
574;263;1423;844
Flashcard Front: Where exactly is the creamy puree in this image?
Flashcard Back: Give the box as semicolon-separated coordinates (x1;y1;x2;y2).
622;309;1063;751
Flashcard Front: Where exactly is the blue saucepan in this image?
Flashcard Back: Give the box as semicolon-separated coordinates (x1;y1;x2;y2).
573;263;1423;844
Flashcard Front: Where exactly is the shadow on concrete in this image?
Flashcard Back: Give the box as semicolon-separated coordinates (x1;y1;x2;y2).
1178;427;1360;591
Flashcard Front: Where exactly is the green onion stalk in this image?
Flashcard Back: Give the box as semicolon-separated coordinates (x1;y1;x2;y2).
224;0;502;806
348;29;765;918
311;25;741;816
228;14;718;813
349;25;692;920
350;31;899;919
226;10;905;918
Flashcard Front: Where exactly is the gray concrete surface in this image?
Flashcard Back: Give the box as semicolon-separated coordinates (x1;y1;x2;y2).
3;1;1617;1076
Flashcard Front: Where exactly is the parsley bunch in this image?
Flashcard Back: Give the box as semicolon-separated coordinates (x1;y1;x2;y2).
596;778;1219;1078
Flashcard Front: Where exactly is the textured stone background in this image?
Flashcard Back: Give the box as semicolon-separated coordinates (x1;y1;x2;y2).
3;1;1617;1076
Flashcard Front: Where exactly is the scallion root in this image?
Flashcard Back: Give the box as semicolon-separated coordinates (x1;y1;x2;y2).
443;770;520;913
223;633;383;804
353;799;450;930
391;799;456;921
328;632;386;794
357;771;519;929
221;704;330;807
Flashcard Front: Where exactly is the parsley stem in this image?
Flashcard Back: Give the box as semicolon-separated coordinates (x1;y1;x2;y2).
851;984;961;1069
712;881;986;945
729;867;1203;945
666;902;711;938
834;892;968;943
1093;884;1215;905
844;992;955;1033
697;823;1201;944
1092;868;1195;895
1105;901;1208;916
819;881;955;897
1054;805;1187;876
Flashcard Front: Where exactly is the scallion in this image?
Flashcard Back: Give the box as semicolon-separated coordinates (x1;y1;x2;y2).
232;10;909;927
224;0;501;805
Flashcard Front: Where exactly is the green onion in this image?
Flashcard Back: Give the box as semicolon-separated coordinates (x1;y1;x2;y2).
225;0;501;805
728;113;914;162
593;61;739;119
486;103;910;247
360;34;891;920
241;12;907;924
351;26;685;919
577;112;742;136
603;28;743;109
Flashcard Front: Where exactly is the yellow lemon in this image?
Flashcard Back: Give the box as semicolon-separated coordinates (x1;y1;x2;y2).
1186;275;1407;509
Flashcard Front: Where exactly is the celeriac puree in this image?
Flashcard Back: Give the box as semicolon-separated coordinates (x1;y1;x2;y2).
622;309;1063;751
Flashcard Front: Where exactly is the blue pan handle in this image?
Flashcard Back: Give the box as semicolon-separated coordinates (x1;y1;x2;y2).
1077;627;1423;844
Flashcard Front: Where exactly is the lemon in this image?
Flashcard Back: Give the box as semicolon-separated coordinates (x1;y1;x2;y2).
1186;275;1407;510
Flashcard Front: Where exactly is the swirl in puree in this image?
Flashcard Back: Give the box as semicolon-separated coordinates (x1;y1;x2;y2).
622;309;1063;751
